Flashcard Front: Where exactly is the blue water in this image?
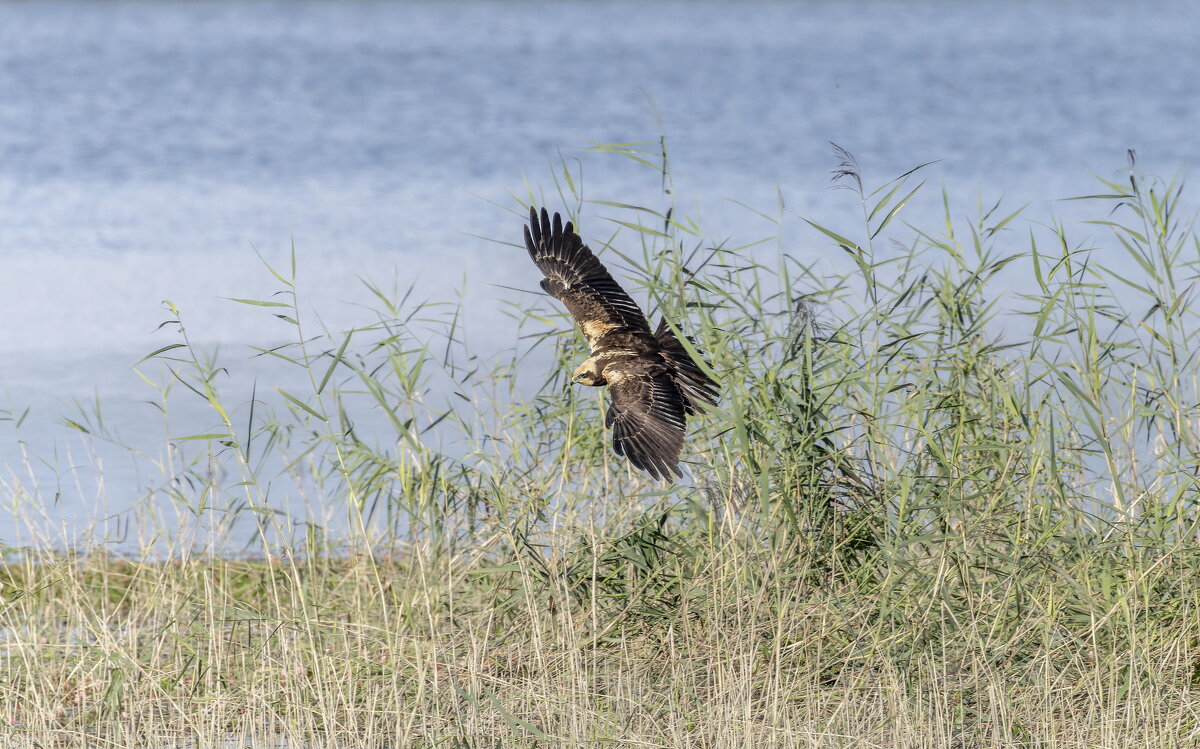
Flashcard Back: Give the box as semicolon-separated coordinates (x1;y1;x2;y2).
1;0;1198;545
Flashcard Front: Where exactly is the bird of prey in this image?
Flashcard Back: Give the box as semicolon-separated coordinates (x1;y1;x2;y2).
523;206;719;480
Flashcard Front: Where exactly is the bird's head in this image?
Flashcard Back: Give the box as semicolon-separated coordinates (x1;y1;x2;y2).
572;360;606;387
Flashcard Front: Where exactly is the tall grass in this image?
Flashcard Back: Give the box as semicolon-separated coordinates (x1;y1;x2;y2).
2;143;1200;747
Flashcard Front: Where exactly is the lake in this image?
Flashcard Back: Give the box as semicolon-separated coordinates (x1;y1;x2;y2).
1;0;1198;545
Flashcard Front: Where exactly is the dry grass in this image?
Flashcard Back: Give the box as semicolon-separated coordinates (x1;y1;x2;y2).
5;534;1200;747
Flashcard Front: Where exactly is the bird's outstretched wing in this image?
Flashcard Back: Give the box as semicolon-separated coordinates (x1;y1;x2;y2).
654;317;720;414
524;206;650;348
604;361;688;480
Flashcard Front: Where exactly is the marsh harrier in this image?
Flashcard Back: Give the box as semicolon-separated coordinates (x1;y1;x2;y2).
523;207;718;480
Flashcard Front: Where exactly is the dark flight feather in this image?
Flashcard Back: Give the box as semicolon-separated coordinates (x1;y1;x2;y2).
523;206;649;348
606;364;688;480
653;318;720;414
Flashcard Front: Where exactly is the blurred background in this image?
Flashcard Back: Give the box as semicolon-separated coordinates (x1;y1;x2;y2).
1;0;1197;542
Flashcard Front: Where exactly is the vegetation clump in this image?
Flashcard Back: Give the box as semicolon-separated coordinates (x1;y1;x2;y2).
2;145;1199;747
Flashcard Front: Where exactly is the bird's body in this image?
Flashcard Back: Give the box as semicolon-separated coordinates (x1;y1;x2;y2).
523;207;718;480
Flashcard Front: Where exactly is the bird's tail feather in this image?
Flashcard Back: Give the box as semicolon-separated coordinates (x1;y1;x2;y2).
655;318;719;414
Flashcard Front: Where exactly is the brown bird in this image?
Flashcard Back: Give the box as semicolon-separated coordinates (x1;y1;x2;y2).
523;207;719;480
